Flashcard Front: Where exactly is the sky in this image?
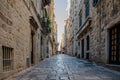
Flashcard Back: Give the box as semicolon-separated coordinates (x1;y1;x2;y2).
54;0;68;51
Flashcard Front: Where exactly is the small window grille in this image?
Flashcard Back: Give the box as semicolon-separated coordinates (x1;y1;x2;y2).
2;46;13;72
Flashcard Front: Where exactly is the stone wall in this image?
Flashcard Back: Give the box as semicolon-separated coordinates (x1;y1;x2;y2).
0;0;46;79
0;0;32;79
90;0;120;64
73;0;120;64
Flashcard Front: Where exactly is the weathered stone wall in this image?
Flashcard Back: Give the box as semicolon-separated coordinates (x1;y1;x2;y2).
0;0;34;79
76;0;92;58
74;0;120;64
90;0;120;64
0;0;55;79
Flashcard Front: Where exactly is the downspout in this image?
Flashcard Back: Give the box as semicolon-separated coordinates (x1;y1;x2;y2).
99;0;102;62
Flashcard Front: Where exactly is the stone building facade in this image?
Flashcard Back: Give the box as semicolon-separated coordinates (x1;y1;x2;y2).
64;19;72;55
0;0;56;79
90;0;120;64
53;21;58;55
64;20;67;54
66;0;80;56
76;0;92;59
65;0;76;56
45;0;58;57
66;0;120;65
60;33;65;54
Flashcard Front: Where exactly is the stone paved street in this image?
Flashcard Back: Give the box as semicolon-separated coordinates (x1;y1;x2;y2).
11;54;120;80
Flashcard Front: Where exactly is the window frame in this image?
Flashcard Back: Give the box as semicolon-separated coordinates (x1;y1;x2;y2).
79;12;82;27
2;46;14;72
93;0;99;7
85;0;90;18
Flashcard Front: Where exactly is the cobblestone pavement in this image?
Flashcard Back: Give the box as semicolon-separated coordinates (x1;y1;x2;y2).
11;54;120;80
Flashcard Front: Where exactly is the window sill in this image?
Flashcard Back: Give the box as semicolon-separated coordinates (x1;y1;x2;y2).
76;16;92;37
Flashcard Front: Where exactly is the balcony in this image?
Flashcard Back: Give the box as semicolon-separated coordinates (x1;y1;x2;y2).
76;17;92;38
38;14;51;34
41;18;49;33
42;0;51;7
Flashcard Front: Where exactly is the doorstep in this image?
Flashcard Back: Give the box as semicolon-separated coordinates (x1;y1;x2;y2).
105;64;120;71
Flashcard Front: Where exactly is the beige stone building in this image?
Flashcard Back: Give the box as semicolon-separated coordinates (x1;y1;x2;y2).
45;0;58;57
0;0;56;79
53;21;58;55
90;0;120;64
65;0;79;56
64;19;72;55
64;18;76;56
64;20;68;54
76;0;92;59
66;0;120;65
60;33;65;54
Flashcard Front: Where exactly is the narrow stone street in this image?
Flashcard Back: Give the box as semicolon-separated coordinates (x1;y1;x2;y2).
11;54;120;80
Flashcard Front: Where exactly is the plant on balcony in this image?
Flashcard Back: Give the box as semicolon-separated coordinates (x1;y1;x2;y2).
47;17;53;33
47;17;51;26
47;25;53;33
43;12;52;33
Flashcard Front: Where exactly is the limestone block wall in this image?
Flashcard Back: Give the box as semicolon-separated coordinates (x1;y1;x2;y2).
0;0;32;79
90;0;120;64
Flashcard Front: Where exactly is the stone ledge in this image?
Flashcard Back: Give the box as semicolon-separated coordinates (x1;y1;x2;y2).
105;64;120;71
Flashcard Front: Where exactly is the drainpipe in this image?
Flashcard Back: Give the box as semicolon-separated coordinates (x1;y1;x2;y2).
99;0;102;62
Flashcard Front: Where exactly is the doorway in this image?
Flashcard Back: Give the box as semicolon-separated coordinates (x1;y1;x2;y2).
81;39;84;58
31;32;34;65
109;23;120;64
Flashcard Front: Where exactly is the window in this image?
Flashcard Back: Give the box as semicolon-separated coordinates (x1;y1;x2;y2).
93;0;99;7
79;13;82;27
2;46;13;72
85;0;90;18
86;36;90;50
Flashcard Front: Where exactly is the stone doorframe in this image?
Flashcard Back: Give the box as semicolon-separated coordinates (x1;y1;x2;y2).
105;17;120;64
29;16;39;65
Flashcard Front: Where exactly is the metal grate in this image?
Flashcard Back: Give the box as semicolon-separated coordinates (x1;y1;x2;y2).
2;46;13;72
